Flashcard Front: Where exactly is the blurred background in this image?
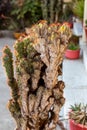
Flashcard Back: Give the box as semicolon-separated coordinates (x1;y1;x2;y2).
0;0;75;34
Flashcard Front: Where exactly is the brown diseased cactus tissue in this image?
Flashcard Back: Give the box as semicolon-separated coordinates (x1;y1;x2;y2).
2;21;71;130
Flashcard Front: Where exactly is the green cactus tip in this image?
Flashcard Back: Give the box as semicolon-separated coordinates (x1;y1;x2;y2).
2;46;14;80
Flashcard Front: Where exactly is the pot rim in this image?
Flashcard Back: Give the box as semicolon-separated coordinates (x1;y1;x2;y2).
66;49;80;52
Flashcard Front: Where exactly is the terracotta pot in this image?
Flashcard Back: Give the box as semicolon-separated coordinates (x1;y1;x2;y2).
13;32;23;39
65;49;80;59
69;119;87;130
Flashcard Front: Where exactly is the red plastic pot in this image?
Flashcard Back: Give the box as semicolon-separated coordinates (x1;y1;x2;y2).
69;119;87;130
84;27;87;40
65;49;80;59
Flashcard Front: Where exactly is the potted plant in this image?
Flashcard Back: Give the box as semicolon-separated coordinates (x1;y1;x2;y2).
71;0;84;33
65;35;80;59
65;42;80;59
69;104;87;130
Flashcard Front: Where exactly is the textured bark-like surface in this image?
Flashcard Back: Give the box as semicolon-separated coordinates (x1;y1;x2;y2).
2;21;71;130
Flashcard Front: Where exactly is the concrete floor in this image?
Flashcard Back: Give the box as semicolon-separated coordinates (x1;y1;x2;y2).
0;35;87;130
63;57;87;117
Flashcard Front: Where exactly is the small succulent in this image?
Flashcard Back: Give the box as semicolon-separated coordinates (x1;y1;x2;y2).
70;103;81;111
68;42;80;50
69;104;87;126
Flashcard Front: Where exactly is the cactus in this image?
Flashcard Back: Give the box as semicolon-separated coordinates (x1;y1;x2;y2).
41;0;63;23
2;21;71;130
